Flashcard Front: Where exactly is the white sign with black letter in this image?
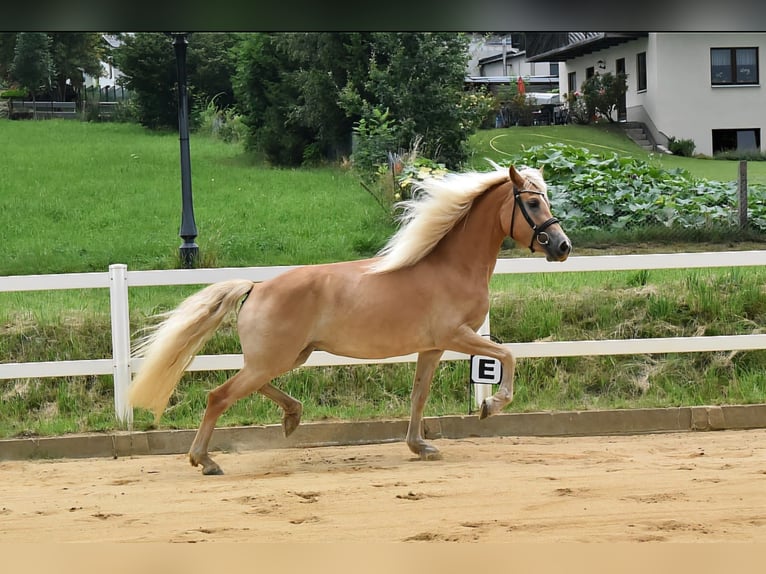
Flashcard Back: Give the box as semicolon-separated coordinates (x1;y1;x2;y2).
470;355;502;385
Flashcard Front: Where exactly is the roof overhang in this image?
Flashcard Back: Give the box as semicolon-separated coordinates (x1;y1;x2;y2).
527;33;646;62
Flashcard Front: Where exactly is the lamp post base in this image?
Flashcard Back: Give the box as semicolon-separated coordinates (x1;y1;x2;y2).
179;241;199;269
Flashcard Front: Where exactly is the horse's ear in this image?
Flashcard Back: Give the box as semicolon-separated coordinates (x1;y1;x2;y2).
538;164;545;177
508;165;525;188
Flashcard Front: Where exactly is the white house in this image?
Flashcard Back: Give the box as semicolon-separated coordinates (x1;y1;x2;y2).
465;33;559;94
82;34;126;96
526;32;765;156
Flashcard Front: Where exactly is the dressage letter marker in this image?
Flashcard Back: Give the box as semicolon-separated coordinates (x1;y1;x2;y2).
470;355;502;385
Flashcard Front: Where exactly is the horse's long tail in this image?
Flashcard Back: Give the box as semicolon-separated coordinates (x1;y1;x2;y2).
128;279;255;420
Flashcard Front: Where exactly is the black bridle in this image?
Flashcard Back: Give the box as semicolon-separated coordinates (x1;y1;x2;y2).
510;183;560;252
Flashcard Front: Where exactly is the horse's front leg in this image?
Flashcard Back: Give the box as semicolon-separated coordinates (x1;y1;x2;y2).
444;326;516;419
406;349;444;461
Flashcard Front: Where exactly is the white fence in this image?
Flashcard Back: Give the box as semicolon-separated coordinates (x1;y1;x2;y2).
3;250;766;425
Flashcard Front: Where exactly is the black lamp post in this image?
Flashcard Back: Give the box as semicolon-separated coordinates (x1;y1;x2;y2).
171;32;198;268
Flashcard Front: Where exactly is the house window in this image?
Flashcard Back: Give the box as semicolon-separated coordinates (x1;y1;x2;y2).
712;128;761;153
568;71;576;93
711;47;759;85
550;62;559;76
637;52;647;91
586;66;595;79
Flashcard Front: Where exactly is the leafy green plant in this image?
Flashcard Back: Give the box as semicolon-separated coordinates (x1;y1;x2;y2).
496;142;766;232
351;106;399;178
459;87;497;130
668;136;696;157
196;94;247;143
0;88;26;98
563;90;590;124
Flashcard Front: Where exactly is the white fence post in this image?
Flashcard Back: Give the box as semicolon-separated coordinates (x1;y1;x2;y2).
474;312;494;409
109;264;133;426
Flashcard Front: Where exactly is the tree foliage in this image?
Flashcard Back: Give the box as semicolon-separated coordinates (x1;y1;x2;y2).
2;33;105;101
580;72;628;123
232;33;310;164
48;33;105;100
113;32;239;130
10;32;54;101
342;33;472;168
0;32;17;84
234;32;476;169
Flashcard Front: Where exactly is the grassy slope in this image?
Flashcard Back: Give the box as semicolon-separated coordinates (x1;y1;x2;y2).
1;121;765;438
468;124;766;185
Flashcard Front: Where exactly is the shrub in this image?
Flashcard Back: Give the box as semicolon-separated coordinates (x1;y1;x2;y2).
496;81;537;126
460;87;497;130
196;95;247;143
667;136;696;157
0;88;26;99
713;149;766;161
580;72;628;122
351;106;399;180
564;91;590;124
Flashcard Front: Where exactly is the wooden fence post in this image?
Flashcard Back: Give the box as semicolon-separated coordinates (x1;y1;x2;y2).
109;264;133;426
739;160;748;228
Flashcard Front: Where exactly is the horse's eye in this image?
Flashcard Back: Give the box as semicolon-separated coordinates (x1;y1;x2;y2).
528;199;540;209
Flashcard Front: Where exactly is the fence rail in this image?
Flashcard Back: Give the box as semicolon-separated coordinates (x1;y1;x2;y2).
3;251;766;425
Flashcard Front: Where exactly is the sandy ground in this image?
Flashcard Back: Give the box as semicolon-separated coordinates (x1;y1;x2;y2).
2;429;766;543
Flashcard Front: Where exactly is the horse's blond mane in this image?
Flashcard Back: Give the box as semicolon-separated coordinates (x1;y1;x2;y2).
367;164;523;274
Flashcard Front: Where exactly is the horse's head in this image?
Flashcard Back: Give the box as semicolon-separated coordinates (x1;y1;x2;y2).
501;165;571;262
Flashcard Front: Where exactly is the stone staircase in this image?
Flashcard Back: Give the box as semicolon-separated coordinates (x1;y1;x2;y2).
622;122;655;152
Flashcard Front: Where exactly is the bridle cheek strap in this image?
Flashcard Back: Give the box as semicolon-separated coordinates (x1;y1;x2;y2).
511;188;559;252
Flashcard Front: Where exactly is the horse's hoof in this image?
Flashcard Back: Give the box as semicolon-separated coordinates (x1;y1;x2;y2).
282;408;302;438
191;453;224;475
417;444;442;461
202;464;224;476
479;399;490;420
420;449;443;461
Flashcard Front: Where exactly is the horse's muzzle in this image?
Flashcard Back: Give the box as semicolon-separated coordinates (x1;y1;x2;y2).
542;231;571;262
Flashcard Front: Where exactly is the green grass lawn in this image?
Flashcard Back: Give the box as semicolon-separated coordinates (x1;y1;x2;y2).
0;120;392;276
1;119;765;438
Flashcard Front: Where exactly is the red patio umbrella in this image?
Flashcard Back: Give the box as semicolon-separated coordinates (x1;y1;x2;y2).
517;76;526;95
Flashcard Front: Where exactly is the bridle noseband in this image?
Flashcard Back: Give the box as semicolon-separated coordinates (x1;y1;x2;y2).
510;183;559;252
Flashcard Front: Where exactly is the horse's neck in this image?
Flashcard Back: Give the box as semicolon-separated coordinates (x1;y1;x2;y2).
430;186;507;278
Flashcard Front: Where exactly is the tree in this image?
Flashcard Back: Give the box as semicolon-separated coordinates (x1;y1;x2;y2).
3;33;107;102
233;33;313;165
0;32;17;84
10;32;54;110
279;32;375;162
114;32;240;130
234;32;475;169
186;32;239;110
112;33;177;129
580;72;628;123
344;33;472;168
48;33;106;101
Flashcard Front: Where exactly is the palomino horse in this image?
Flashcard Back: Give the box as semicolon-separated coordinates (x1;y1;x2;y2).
129;164;571;475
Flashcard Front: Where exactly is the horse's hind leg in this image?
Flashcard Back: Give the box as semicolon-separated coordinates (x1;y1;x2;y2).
406;350;444;461
256;346;312;437
188;365;273;475
258;383;303;437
